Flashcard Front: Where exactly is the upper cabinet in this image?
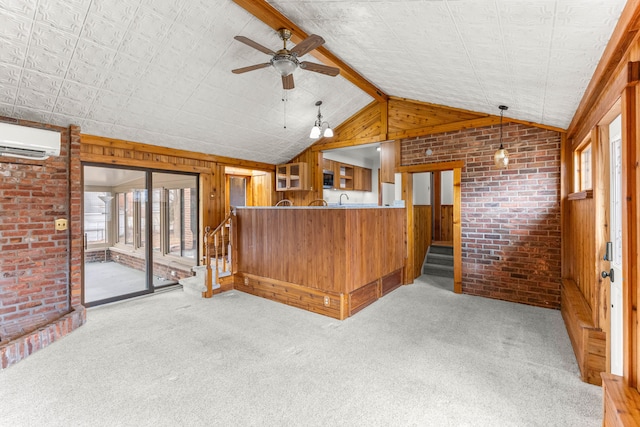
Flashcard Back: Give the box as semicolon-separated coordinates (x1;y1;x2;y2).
353;166;372;192
380;141;395;183
276;162;310;191
336;163;354;190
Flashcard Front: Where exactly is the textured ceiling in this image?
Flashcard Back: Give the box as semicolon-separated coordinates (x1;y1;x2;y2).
0;0;627;165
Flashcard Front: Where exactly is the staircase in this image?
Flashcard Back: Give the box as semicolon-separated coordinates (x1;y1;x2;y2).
180;265;219;297
422;244;454;278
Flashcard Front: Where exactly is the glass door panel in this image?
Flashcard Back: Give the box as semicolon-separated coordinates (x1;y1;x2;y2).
151;172;198;288
83;166;148;306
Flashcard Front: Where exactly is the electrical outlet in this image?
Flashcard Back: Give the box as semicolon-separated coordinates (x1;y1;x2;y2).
171;271;176;277
244;277;249;285
54;218;67;230
324;296;330;307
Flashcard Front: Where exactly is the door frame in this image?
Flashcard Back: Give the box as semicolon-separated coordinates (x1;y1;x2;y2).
400;160;463;293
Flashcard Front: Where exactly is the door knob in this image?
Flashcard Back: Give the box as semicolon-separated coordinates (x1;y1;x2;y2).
602;268;615;282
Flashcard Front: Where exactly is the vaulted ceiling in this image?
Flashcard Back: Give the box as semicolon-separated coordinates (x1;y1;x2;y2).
0;0;627;165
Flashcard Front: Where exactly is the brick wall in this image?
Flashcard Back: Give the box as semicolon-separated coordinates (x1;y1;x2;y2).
402;122;562;308
0;118;85;369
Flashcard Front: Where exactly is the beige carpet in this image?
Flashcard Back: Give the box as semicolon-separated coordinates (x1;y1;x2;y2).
0;275;601;426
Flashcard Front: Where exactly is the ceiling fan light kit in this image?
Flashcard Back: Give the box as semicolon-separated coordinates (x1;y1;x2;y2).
232;28;340;90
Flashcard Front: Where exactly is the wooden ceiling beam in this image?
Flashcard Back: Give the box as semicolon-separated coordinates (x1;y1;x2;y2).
232;0;388;103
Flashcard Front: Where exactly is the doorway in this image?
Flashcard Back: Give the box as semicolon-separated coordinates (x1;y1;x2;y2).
83;165;198;306
402;161;463;293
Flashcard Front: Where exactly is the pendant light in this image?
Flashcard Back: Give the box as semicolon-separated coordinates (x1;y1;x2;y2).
494;105;509;168
309;101;333;139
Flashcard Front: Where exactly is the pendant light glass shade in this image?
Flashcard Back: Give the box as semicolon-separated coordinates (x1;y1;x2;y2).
309;125;321;138
494;147;509;168
494;105;509;169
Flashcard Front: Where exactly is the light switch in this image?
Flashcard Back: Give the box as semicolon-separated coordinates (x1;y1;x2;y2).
55;218;67;230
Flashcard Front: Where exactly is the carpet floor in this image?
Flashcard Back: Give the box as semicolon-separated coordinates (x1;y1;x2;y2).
0;275;601;426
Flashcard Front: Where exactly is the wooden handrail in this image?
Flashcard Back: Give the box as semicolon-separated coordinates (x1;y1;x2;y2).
203;209;237;298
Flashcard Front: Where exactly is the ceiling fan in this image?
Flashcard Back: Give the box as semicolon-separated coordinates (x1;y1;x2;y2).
232;28;340;90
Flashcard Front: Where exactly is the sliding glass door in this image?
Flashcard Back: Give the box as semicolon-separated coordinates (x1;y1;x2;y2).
83;166;198;306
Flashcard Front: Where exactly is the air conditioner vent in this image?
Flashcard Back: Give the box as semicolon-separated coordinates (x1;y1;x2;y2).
0;145;49;160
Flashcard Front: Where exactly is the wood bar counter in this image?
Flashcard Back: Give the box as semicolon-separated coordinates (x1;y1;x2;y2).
234;206;406;319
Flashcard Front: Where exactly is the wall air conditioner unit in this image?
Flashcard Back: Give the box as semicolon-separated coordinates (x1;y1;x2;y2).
0;122;61;160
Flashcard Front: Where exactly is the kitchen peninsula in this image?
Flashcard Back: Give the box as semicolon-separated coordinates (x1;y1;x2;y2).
234;206;405;319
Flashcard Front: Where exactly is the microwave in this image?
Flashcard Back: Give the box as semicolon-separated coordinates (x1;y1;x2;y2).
323;170;334;188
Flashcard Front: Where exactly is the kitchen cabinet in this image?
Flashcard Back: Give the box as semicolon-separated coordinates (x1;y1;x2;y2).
336;163;354;190
353;166;372;192
276;162;310;191
322;158;334;172
380;141;395;183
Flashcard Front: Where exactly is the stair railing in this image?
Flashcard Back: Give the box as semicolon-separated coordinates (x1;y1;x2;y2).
203;208;237;298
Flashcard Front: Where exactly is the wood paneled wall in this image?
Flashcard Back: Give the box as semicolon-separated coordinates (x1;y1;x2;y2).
441;204;454;242
413;205;432;278
564;198;597;318
236;207;405;294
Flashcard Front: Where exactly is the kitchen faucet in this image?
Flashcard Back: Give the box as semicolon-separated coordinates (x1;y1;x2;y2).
339;193;349;205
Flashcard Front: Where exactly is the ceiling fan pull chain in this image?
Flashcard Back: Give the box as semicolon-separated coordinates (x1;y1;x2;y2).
282;89;287;129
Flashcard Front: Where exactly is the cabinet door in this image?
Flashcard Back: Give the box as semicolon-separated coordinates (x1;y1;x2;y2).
276;162;310;191
322;158;334;172
276;164;289;191
353;167;372;191
380;141;395;183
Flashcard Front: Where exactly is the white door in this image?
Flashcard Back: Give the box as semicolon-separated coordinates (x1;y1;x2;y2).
609;115;623;376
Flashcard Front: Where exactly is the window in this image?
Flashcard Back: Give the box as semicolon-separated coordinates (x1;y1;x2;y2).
574;140;592;192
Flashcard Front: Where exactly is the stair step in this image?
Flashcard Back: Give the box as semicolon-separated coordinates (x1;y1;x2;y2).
422;263;454;278
426;252;453;266
428;245;453;256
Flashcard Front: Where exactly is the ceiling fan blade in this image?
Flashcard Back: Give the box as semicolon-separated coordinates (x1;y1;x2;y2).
232;63;271;74
299;62;340;77
234;36;275;55
282;74;294;90
290;34;325;57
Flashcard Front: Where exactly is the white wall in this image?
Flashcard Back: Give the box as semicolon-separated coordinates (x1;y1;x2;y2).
413;172;431;205
323;149;379;205
441;170;453;205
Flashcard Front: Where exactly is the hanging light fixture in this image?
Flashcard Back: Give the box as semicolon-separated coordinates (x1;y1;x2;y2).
309;101;333;138
494;105;509;168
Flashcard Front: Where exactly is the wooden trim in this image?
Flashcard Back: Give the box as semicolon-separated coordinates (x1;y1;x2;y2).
622;83;639;387
81;134;276;171
567;190;594;200
311;134;388;152
602;373;640;427
453;167;462;294
80;152;212;173
231;0;388;103
433;171;441;241
403;172;414;285
567;0;640;138
397;160;465;173
387;116;500;140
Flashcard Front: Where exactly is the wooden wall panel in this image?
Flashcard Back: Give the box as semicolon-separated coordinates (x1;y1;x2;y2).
441;204;454;242
329;102;385;142
236;207;404;295
387;97;484;134
564;199;597;310
413;205;432;279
